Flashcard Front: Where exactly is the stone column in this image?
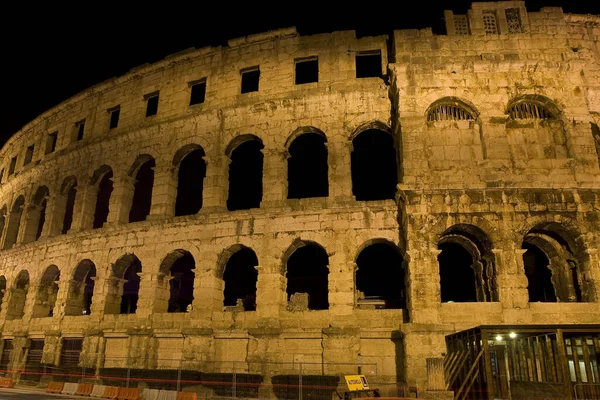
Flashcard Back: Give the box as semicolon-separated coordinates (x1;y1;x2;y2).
63;279;84;316
43;194;66;237
93;276;126;315
327;255;355;318
255;253;286;326
405;248;443;324
136;272;165;318
493;247;529;309
583;248;600;302
50;278;69;318
3;288;28;320
20;204;42;244
148;164;178;219
190;258;223;315
328;140;354;202
107;176;136;225
261;149;288;207
201;155;229;212
70;184;98;232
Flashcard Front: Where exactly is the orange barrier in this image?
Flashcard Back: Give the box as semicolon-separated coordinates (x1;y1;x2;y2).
75;383;94;396
102;385;120;399
0;377;14;388
176;392;198;400
46;381;65;393
117;387;140;400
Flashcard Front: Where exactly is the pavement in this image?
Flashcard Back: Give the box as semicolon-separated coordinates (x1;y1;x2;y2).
0;387;94;399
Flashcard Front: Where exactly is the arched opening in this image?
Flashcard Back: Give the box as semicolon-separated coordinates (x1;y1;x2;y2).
6;270;29;320
222;246;258;311
32;265;60;318
227;136;264;211
105;254;142;315
0;276;6;312
61;177;77;234
174;146;206;216
92;166;114;229
355;241;405;309
3;196;25;249
285;242;329;310
351;129;397;201
159;250;195;313
506;94;560;120
128;156;156;223
25;186;50;242
426;97;478;122
592;123;600;168
522;223;588;302
287;132;328;199
65;260;96;316
0;206;6;245
438;225;497;303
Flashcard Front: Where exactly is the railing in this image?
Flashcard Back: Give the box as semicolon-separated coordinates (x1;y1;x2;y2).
0;358;414;400
574;383;600;400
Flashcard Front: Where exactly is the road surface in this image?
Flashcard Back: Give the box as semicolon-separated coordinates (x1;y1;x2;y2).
0;388;92;399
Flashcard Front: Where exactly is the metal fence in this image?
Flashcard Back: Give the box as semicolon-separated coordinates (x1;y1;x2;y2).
574;383;600;400
3;358;414;399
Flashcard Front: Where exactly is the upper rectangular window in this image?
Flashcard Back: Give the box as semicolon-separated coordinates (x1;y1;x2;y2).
505;8;522;33
8;156;17;176
46;131;58;154
145;91;159;117
241;66;260;94
108;106;120;129
24;145;35;166
483;11;498;34
356;51;382;78
189;78;207;105
295;57;319;85
75;119;85;141
454;15;470;35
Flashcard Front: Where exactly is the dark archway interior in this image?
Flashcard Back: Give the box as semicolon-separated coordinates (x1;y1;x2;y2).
39;266;60;317
287;133;329;199
74;262;96;315
351;129;398;201
93;170;114;229
168;253;195;313
129;159;156;223
356;243;405;308
175;149;206;216
227;140;264;211
438;242;477;302
35;198;48;240
120;258;142;314
223;247;258;311
592;122;600;166
286;244;329;310
62;184;77;234
0;276;6;310
522;242;557;302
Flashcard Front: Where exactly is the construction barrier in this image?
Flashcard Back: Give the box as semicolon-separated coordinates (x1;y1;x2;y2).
76;383;94;396
142;388;159;400
157;390;178;400
0;377;14;388
62;382;79;395
176;392;198;400
102;385;120;399
117;387;140;400
46;381;65;393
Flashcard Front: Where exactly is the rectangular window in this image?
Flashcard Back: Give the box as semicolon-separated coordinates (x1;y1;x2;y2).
108;106;120;129
8;156;17;175
24;145;34;166
454;15;470;35
145;91;159;117
483;11;498;34
505;8;522;33
46;131;58;154
240;66;260;94
60;338;83;367
22;339;44;382
0;340;12;371
189;78;207;105
356;51;382;78
75;120;85;141
295;57;319;84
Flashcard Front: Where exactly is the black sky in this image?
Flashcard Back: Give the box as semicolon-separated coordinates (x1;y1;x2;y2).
1;0;599;147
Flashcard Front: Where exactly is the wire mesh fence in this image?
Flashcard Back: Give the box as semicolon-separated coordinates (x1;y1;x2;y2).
0;357;413;399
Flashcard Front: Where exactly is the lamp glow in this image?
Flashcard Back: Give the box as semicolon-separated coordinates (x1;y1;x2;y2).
495;335;503;341
509;332;517;339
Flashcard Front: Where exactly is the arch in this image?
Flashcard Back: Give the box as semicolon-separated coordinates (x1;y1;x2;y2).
32;265;60;318
506;94;561;120
3;195;25;250
438;224;497;303
285;126;327;149
128;155;156;223
105;254;142;315
0;205;6;245
355;239;405;309
522;222;590;302
65;259;96;316
426;97;479;121
159;250;195;313
61;177;78;234
24;186;50;242
349;121;392;141
174;145;206;216
351;128;398;200
6;270;29;320
227;135;264;211
591;122;600;168
221;245;258;311
92;166;114;229
287;132;329;199
284;240;329;310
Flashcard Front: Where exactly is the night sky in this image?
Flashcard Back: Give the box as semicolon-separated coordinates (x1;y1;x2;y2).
1;1;599;147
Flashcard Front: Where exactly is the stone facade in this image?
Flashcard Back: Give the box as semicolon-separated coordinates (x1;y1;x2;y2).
0;1;598;394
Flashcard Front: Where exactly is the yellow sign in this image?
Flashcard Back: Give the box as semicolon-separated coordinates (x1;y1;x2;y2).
344;375;369;391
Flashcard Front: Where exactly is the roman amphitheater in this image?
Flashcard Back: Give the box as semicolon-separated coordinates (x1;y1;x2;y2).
0;1;599;398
